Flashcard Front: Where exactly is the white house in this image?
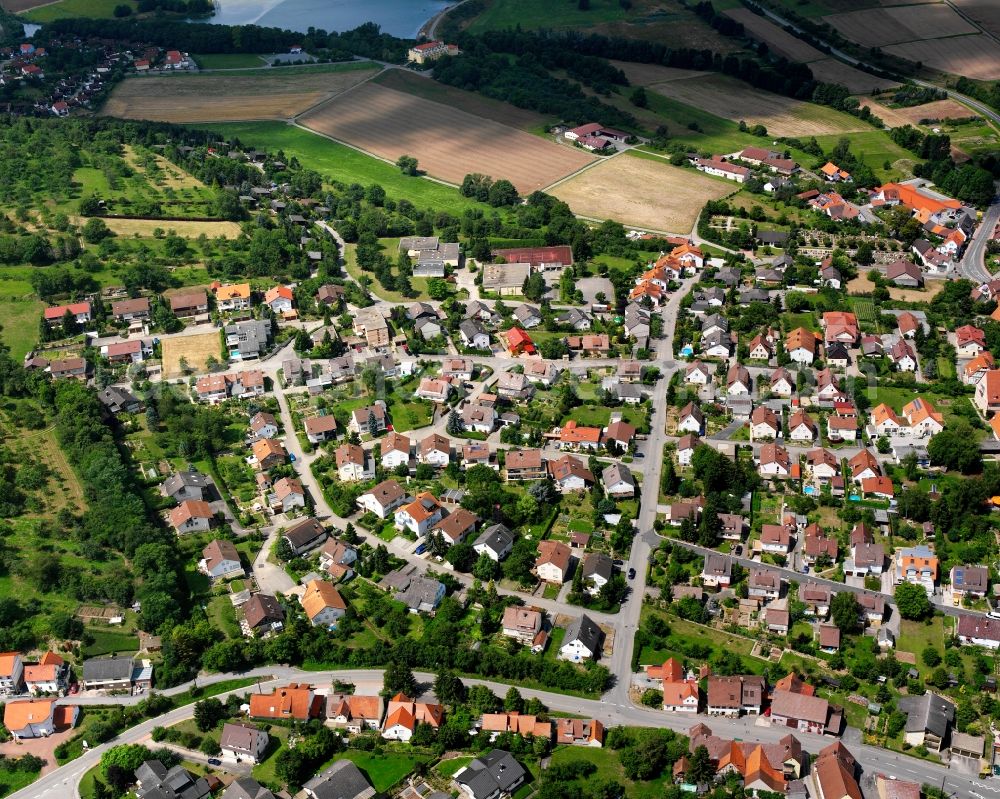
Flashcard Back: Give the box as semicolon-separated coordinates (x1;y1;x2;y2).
395;492;444;536
382;432;411;470
473;523;515;562
677;434;699;467
335;444;374;482
750;406;779;441
356;480;406;519
220;723;269;764
558;614;602;663
677;402;704;434
418;434;451;467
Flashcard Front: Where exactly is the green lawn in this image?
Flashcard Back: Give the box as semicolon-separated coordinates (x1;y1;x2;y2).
549;745;672;799
0;280;43;359
193;53;269;69
205;595;241;638
195;122;482;215
81;628;139;658
897;617;949;679
388;400;434;432
337;751;432;791
0;765;43;798
25;0;135;20
435;755;474;779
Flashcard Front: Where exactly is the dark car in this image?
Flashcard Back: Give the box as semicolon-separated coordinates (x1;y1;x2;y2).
207;758;222;766
628;567;636;580
634;451;644;458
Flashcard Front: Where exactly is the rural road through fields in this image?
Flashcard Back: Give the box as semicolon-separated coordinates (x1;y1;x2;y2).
9;665;985;799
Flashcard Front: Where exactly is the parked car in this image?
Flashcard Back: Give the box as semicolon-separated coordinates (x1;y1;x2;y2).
628;567;636;580
207;758;221;766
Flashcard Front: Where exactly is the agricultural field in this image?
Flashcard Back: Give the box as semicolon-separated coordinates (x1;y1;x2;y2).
22;0;134;20
804;59;897;94
372;69;548;131
724;7;826;62
465;0;742;51
70;216;241;238
644;73;869;137
196;121;483;215
764;0;943;18
953;0;1000;38
101;62;381;123
847;273;945;303
823;4;977;47
885;36;1000;81
549;151;733;234
192;53;269;69
161;330;222;378
299;82;594;193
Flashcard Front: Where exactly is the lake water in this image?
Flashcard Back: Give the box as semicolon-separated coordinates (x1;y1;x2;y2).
206;0;452;37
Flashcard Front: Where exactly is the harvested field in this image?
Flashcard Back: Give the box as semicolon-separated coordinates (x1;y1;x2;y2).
0;0;53;9
724;8;824;62
549;152;732;234
823;5;976;46
855;99;919;129
847;274;944;302
646;74;867;137
372;69;547;130
161;330;222;378
886;35;1000;81
953;0;1000;38
888;99;980;124
101;65;380;123
609;61;709;86
299;82;594;194
70;216;241;238
807;59;898;93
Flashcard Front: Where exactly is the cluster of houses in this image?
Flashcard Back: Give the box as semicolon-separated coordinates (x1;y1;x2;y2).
692;146;799;188
133;47;193;73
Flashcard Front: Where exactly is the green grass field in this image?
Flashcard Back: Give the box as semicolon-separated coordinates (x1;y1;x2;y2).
0;272;43;360
25;0;136;21
338;751;432;791
467;0;630;32
195;122;482;215
81;628;140;657
0;764;44;798
193;53;268;69
813;131;916;181
549;745;672;799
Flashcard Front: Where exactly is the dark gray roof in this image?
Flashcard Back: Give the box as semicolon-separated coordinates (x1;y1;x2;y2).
900;691;954;739
162;470;210;496
98;385;139;409
474;523;515;553
303;759;376;799
456;750;527;799
135;760;210;799
284;517;327;549
459;318;487;339
564;613;603;653
221;778;276;799
582;552;613;582
83;655;135;682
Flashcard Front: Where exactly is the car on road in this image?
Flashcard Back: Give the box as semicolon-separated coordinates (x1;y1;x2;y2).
628;567;636;579
207;758;221;766
733;545;743;556
634;451;644;458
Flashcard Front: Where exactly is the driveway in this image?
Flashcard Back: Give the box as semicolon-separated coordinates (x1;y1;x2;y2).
0;727;76;776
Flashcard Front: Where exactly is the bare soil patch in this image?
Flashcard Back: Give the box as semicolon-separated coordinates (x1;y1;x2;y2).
808;59;898;93
823;5;977;46
372;69;547;130
886;35;1000;80
299;82;594;194
847;274;945;302
549;153;732;234
70;216;241;238
889;99;980;124
647;73;867;137
101;67;379;123
609;61;709;86
161;330;223;378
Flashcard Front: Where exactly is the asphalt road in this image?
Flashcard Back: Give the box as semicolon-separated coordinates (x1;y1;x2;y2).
10;665;989;799
960;184;1000;283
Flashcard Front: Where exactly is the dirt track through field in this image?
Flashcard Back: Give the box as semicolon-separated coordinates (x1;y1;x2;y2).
299;82;594;193
646;74;867;137
101;67;380;122
549;153;732;234
70;216;242;238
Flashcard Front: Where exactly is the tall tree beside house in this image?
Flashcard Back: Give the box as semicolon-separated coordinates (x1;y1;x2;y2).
383;659;417;697
367;409;377;436
830;591;862;634
446;411;463;435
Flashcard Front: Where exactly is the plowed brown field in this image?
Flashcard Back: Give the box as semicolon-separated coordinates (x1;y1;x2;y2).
299;82;594;194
